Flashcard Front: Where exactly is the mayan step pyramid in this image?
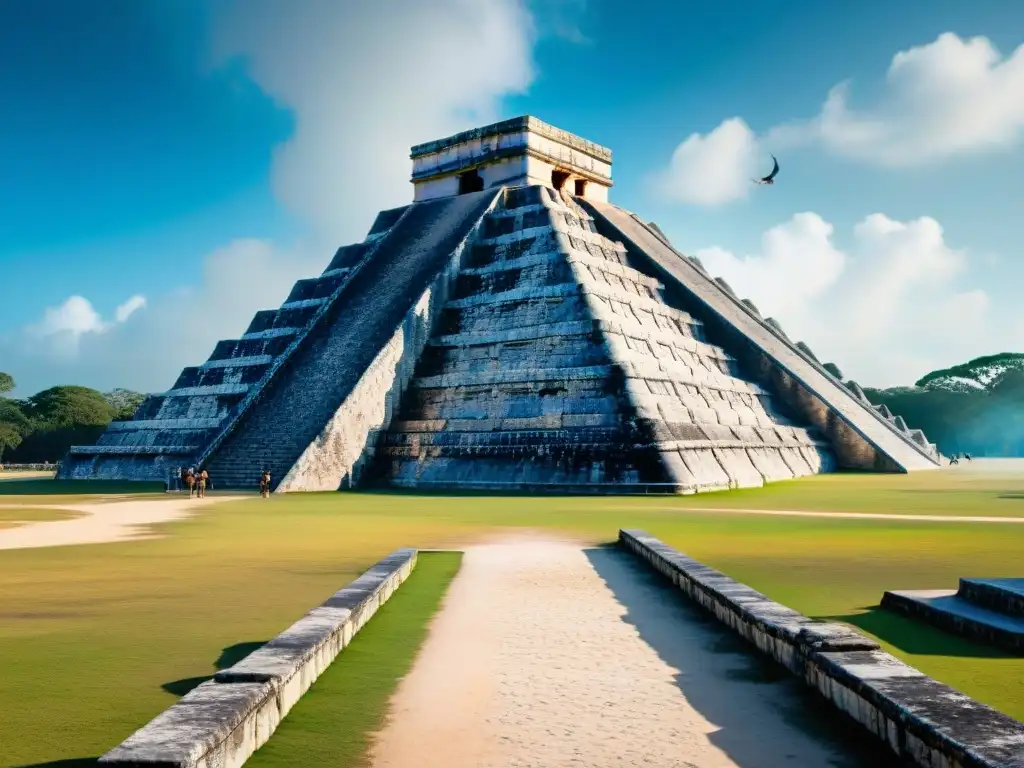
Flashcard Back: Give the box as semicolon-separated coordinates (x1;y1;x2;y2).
60;116;940;491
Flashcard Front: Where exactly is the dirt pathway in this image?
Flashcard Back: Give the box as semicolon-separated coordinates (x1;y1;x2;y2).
370;533;884;768
0;495;242;550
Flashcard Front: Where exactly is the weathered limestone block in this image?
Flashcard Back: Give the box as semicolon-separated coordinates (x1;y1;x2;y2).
746;447;796;481
795;341;818;362
823;362;843;379
808;649;1024;767
98;681;279;768
741;298;761;317
764;317;790;340
713;277;737;297
844;380;870;403
688;255;708;274
678;449;731;491
712;447;764;488
779;447;814;475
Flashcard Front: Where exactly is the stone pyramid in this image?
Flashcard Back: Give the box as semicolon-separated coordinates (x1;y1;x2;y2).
60;116;940;491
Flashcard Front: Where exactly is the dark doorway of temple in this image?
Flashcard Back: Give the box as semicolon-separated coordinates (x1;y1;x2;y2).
574;178;588;196
458;169;484;194
551;170;570;191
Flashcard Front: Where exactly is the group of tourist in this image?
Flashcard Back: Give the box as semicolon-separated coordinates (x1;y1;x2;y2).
168;466;209;497
165;467;273;496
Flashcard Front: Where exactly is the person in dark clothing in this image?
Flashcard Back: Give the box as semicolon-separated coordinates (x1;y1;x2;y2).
259;470;271;498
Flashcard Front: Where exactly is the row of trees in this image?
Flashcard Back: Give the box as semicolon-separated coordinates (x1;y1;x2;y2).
0;372;145;464
867;369;1024;457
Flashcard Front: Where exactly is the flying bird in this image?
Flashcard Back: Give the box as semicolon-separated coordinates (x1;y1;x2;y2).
752;155;780;185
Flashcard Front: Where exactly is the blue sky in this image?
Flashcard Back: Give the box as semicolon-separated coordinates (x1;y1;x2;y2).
2;0;1022;394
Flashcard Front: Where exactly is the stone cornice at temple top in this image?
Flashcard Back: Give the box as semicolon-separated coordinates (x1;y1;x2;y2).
410;115;613;165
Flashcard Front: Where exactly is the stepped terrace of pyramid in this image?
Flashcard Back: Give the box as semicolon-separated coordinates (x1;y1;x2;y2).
59;116;941;492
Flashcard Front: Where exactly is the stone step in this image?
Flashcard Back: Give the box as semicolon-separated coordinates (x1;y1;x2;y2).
958;578;1024;618
68;445;197;456
881;589;1024;654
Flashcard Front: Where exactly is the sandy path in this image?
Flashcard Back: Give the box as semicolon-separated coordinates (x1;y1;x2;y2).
0;496;240;551
370;534;880;768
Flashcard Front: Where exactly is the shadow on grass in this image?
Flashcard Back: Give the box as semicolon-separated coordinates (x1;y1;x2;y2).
819;605;1015;660
162;640;267;697
583;543;903;768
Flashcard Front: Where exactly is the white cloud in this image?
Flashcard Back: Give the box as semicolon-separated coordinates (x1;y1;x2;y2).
3;239;325;394
115;295;147;323
695;213;846;315
696;211;1017;386
31;296;107;338
806;33;1024;166
210;0;536;244
658;33;1024;204
22;294;149;361
654;118;760;205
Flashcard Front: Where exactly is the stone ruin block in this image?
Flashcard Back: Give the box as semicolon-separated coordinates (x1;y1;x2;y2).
795;341;819;362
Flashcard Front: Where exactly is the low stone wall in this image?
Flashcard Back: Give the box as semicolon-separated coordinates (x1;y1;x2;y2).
99;548;418;768
619;529;1024;767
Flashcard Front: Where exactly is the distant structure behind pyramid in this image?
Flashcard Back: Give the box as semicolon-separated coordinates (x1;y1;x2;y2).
59;116;940;491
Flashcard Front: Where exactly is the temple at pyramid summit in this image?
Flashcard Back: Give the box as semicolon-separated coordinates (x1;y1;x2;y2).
59;116;941;491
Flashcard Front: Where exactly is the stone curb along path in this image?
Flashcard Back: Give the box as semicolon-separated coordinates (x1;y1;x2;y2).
619;529;1024;768
98;548;418;768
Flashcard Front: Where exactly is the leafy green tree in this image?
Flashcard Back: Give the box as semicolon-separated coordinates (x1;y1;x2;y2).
0;398;32;463
0;372;13;394
4;386;115;462
104;389;147;421
25;385;114;427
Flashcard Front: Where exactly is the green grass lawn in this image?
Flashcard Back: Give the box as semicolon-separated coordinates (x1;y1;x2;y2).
0;478;166;505
0;507;84;531
1;469;1022;766
247;552;461;768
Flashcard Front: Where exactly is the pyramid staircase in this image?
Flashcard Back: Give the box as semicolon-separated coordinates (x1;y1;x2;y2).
380;186;834;492
57;202;414;483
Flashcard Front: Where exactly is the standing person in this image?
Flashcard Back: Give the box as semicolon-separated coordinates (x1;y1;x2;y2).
259;470;271;498
185;468;196;497
197;469;208;499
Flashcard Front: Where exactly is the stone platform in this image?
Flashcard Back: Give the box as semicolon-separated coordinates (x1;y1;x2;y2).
882;578;1024;654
